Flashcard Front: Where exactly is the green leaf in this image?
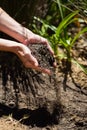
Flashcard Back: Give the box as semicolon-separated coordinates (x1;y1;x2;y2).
72;59;87;74
59;38;68;48
34;16;56;32
56;10;79;36
71;27;87;47
57;0;64;20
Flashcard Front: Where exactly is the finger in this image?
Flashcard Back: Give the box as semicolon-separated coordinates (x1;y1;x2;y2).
46;42;54;55
39;38;54;55
25;62;51;75
17;49;38;67
28;53;38;66
35;66;51;75
27;47;39;66
53;61;57;67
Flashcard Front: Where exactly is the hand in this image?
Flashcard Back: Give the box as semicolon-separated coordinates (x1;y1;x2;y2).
22;28;54;55
16;44;51;74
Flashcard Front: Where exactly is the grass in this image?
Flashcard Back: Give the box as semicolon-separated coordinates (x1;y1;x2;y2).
30;0;87;74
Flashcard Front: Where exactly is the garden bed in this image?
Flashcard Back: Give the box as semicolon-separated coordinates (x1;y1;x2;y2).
0;35;87;130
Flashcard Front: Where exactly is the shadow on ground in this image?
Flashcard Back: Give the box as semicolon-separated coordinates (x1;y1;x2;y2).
0;103;62;127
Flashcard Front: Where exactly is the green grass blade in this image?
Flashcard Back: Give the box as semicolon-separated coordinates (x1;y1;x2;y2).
59;38;68;48
64;18;78;30
71;27;87;46
72;59;87;74
57;0;64;20
34;16;56;32
56;10;79;36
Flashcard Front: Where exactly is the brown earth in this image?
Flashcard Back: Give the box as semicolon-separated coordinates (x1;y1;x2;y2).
0;36;87;130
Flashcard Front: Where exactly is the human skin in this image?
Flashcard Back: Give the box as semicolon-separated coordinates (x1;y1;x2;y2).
0;7;55;74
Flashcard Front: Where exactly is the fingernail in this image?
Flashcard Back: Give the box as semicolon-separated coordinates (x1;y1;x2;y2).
34;62;38;66
23;39;28;45
45;69;51;75
53;62;57;67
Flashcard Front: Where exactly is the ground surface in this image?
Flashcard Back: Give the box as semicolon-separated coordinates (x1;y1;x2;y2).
0;32;87;130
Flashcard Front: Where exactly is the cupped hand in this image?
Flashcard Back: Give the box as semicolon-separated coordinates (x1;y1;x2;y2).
22;29;54;55
16;44;51;75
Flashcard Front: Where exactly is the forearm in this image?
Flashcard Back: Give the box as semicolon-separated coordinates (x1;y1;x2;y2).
0;38;21;54
0;8;32;43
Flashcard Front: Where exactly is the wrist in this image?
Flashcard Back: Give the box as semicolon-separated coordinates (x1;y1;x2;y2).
19;27;34;45
13;43;23;55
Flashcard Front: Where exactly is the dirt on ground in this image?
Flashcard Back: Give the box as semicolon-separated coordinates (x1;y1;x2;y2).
0;33;87;130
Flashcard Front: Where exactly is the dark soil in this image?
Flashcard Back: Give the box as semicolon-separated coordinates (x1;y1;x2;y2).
0;37;87;130
28;44;55;70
